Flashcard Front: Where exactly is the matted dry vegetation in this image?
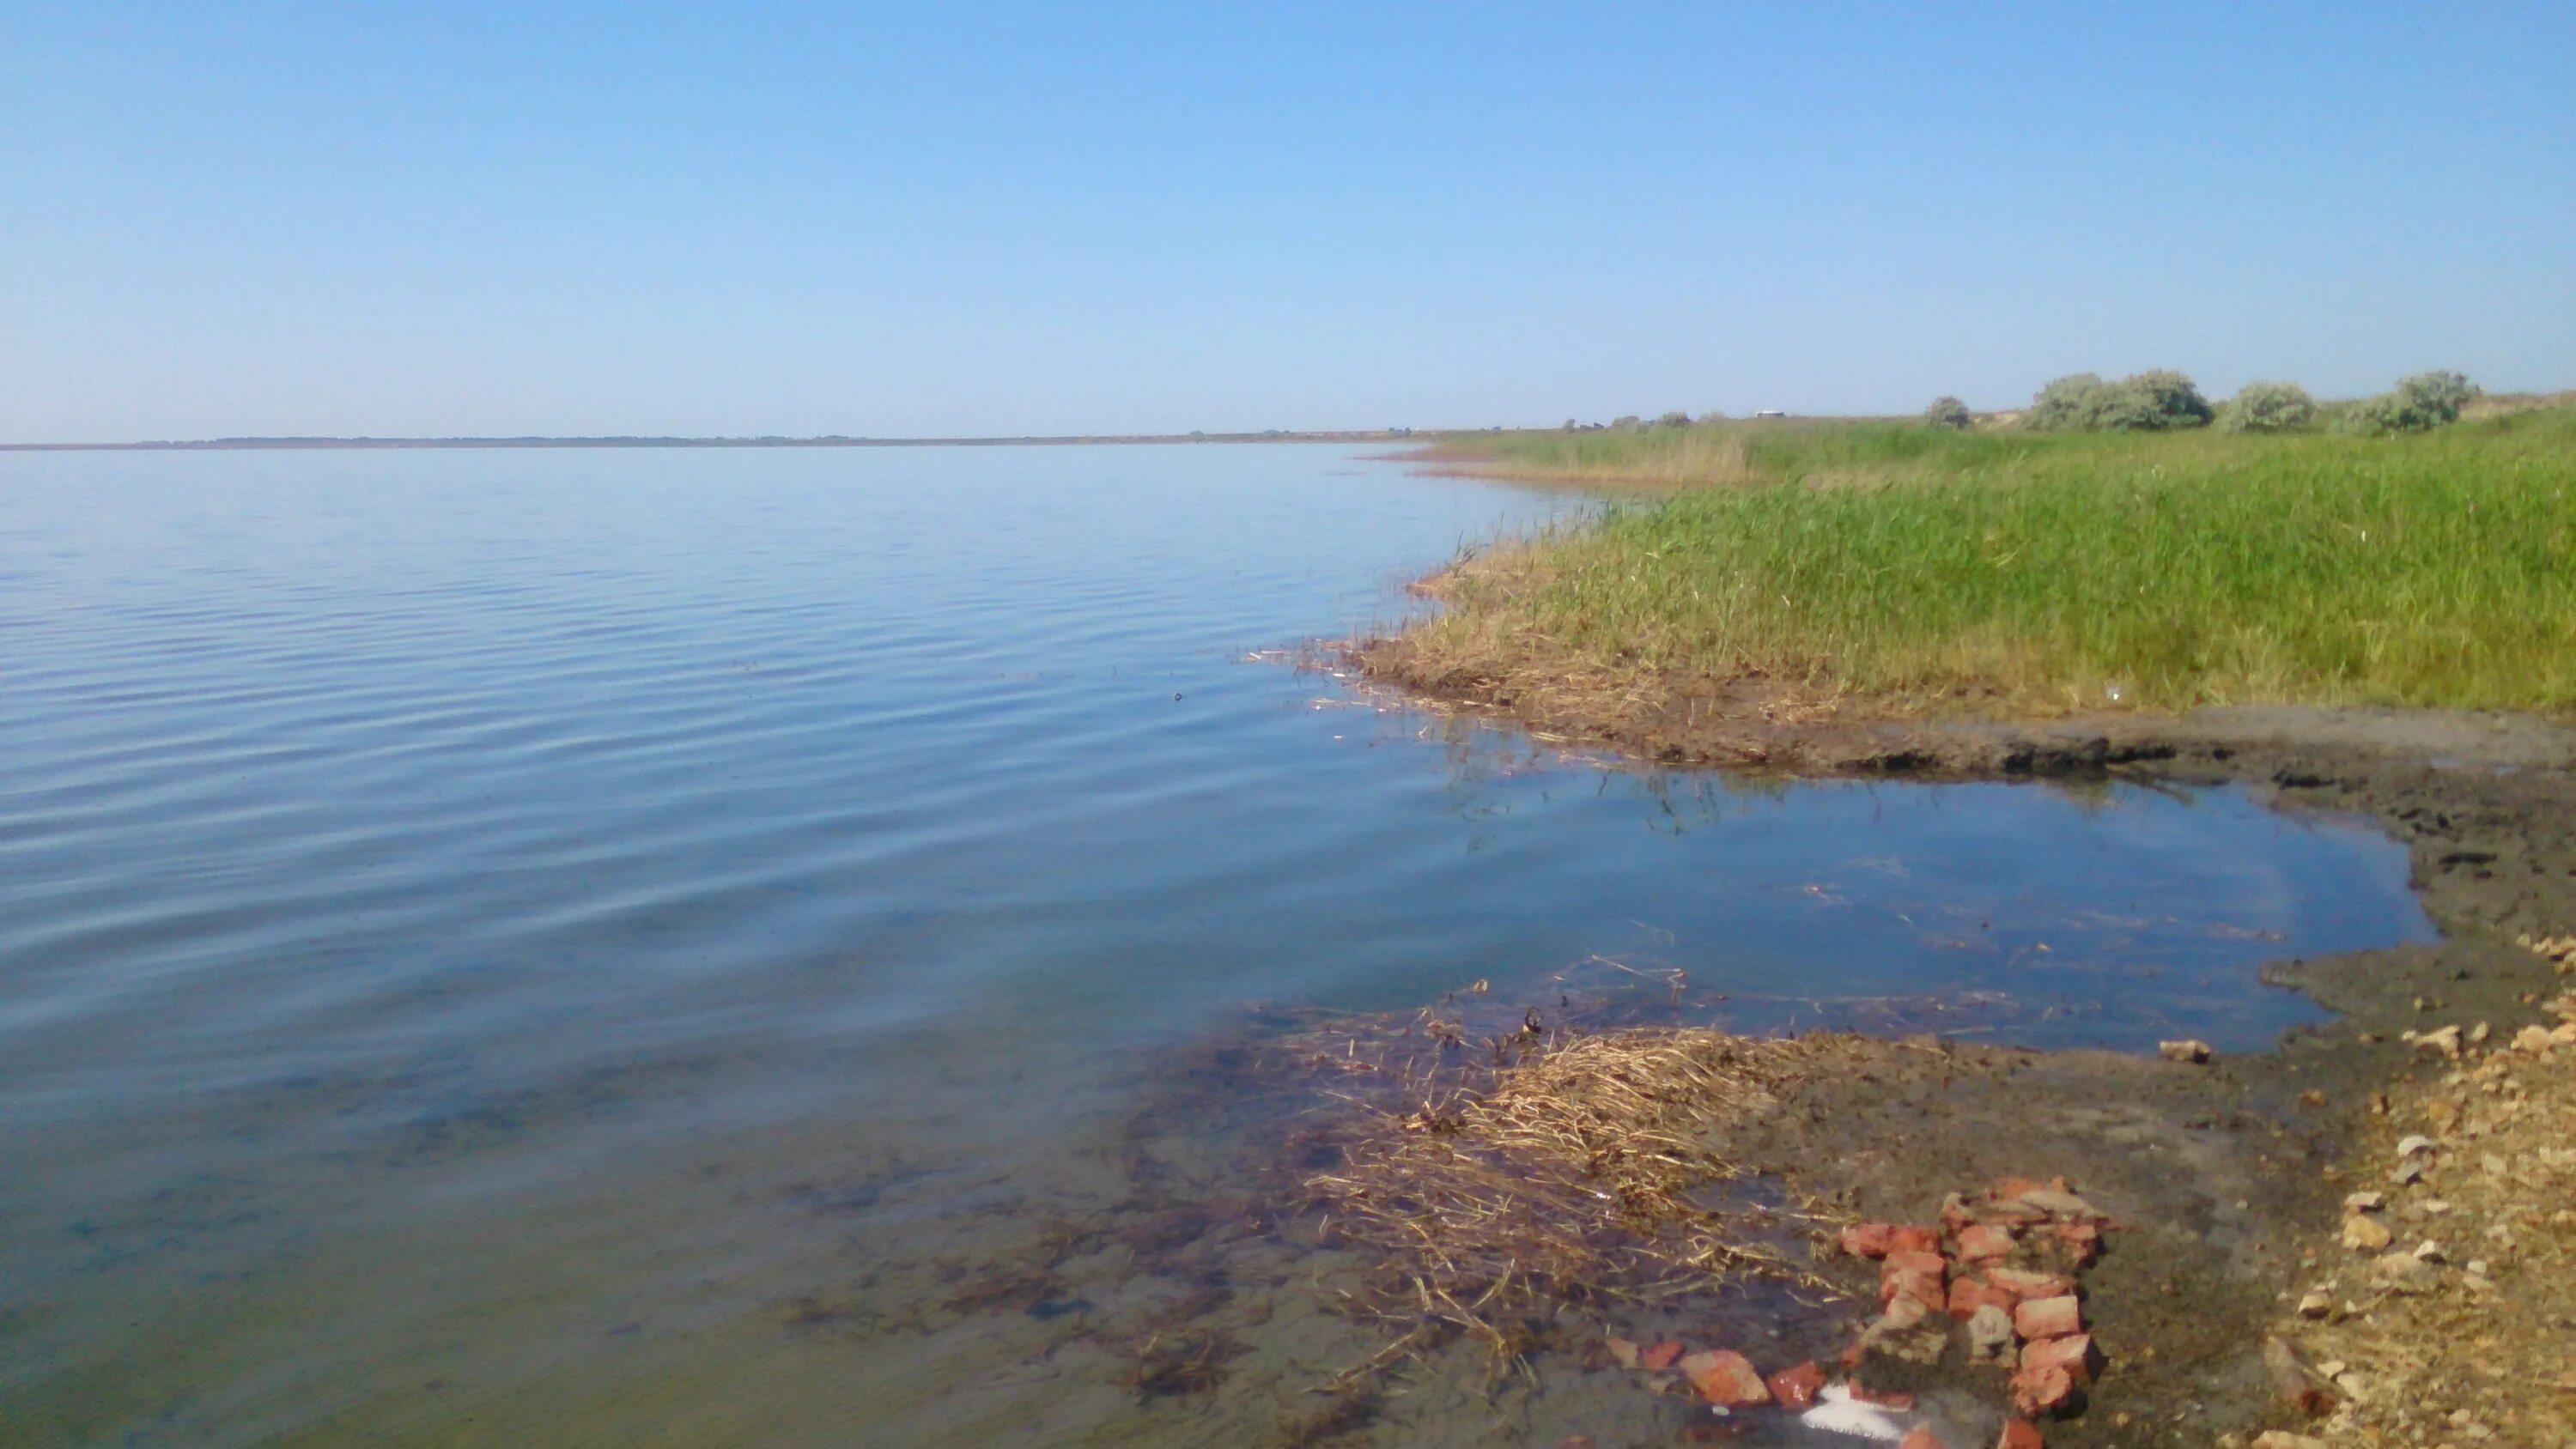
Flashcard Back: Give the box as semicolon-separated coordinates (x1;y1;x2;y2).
1249;981;1887;1384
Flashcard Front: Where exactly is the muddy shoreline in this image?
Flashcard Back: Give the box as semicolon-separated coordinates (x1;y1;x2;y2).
1352;649;2576;1445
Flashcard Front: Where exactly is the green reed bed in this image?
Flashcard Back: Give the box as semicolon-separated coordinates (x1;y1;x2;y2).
1411;406;2576;714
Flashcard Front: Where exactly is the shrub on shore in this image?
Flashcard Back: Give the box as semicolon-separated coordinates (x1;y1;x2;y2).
2026;371;2212;432
2335;371;2481;434
2215;381;2318;433
1922;397;1974;430
2023;374;2111;431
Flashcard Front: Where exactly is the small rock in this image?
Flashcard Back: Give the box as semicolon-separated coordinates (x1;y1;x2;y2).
2411;1240;2445;1264
1948;1275;2017;1320
2021;1332;2099;1385
1639;1340;1686;1371
2012;1187;2099;1220
1986;1267;2077;1301
2261;1337;2335;1416
1765;1360;1825;1410
2396;1134;2438;1157
2014;1294;2082;1341
1839;1222;1895;1258
2051;1221;2101;1263
2342;1191;2385;1212
2512;1024;2554;1054
2370;1250;2438;1293
2251;1434;2329;1449
2413;1024;2464;1058
2469;1020;2491;1045
1900;1428;1948;1449
2341;1214;2393;1252
2295;1289;2332;1319
2010;1361;2076;1416
1956;1222;2018;1261
1605;1336;1640;1370
2159;1039;2212;1064
1847;1381;1916;1410
1965;1304;2015;1363
1880;1251;1947;1311
1874;1296;1932;1332
1679;1349;1771;1409
2391;1159;2426;1186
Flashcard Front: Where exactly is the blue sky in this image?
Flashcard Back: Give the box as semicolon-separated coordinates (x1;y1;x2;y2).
3;3;2570;440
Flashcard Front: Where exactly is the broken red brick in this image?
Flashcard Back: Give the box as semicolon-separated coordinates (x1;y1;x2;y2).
1765;1360;1826;1410
1956;1222;2018;1261
1680;1349;1772;1409
1991;1175;2045;1201
1996;1418;2045;1449
1900;1428;1949;1449
1886;1225;1942;1255
2011;1361;2076;1416
2020;1332;2099;1385
1947;1275;2018;1320
1876;1294;1933;1332
1986;1267;2076;1302
2054;1222;2101;1263
1848;1380;1916;1410
1881;1261;1947;1311
1839;1222;1897;1258
1638;1340;1686;1372
2014;1294;2082;1341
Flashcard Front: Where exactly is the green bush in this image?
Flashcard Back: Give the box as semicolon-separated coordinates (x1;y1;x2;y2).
2099;370;2214;431
2025;374;2109;431
1656;410;1693;428
2215;381;2318;433
2335;371;2481;434
2026;371;2211;431
1923;396;1973;430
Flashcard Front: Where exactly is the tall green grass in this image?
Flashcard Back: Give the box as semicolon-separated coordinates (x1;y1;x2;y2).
1416;406;2576;713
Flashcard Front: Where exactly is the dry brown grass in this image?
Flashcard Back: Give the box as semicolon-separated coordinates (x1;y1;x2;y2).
1423;428;1762;490
1269;997;1862;1381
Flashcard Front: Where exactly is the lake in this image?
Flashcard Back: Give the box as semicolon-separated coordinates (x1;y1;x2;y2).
0;446;2430;1446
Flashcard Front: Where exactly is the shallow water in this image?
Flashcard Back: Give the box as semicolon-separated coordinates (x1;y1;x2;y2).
0;446;2431;1445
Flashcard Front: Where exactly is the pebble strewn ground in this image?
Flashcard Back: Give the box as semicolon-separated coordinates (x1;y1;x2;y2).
2257;957;2576;1448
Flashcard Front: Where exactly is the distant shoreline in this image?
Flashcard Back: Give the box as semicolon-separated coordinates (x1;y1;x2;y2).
0;429;1423;453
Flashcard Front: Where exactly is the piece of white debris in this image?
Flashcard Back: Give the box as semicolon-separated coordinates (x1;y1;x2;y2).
1800;1384;1909;1442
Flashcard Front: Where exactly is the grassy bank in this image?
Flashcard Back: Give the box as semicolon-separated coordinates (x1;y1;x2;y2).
1389;403;2576;717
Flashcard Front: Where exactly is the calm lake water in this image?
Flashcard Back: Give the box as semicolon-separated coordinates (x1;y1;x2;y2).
1;446;2430;1446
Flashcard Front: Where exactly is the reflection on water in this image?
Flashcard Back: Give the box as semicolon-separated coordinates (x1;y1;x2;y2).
0;446;2429;1445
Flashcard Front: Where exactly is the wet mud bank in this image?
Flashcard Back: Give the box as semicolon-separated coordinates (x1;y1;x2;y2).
1346;653;2576;1445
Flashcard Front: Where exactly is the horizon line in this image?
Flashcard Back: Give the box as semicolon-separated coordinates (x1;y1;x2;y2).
0;428;1441;453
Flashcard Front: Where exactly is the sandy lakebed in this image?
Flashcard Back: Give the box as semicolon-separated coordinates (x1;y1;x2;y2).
1348;638;2576;1447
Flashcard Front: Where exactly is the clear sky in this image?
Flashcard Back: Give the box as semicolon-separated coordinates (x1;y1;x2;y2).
3;3;2570;441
